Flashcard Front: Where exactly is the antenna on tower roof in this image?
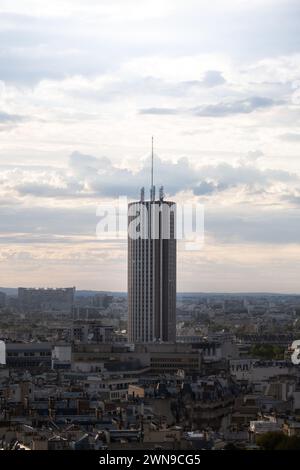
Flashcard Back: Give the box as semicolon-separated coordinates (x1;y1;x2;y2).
159;185;164;201
150;136;155;201
151;136;154;189
140;186;145;202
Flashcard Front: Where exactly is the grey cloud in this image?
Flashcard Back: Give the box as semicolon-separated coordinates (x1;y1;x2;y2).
70;71;227;104
200;70;226;87
0;111;24;122
1;197;300;249
193;180;224;196
139;107;178;115
1;1;300;85
69;151;112;174
200;162;295;188
0;15;228;86
281;192;300;206
0;205;94;236
1;0;300;86
169;71;226;92
140;96;281;118
2;151;300;249
0;13;113;83
207;208;300;245
192;96;281;117
11;151;298;201
16;182;83;198
279;133;300;142
238;150;265;167
245;150;264;162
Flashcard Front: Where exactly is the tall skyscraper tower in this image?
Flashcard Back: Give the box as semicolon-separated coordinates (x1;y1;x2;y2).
128;140;176;343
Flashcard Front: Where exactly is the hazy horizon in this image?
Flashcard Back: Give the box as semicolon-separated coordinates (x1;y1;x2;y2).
1;286;300;297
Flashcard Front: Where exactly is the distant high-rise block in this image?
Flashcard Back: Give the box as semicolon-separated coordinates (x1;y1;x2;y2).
18;287;75;314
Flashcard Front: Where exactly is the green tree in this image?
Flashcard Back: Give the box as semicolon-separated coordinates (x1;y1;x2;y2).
250;344;284;360
256;432;285;450
256;432;300;450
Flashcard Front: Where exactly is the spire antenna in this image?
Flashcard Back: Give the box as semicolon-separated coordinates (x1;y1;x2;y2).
151;136;154;197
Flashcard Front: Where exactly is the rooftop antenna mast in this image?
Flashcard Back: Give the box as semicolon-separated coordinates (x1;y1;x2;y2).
151;136;155;201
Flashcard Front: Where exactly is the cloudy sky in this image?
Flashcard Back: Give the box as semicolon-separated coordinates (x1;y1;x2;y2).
1;0;300;292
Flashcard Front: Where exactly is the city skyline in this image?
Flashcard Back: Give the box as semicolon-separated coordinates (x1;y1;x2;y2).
1;0;300;292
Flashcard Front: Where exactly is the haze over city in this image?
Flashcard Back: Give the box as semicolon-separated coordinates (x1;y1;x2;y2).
1;0;300;292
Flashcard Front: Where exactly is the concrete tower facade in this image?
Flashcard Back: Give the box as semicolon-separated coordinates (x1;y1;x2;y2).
128;193;176;343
